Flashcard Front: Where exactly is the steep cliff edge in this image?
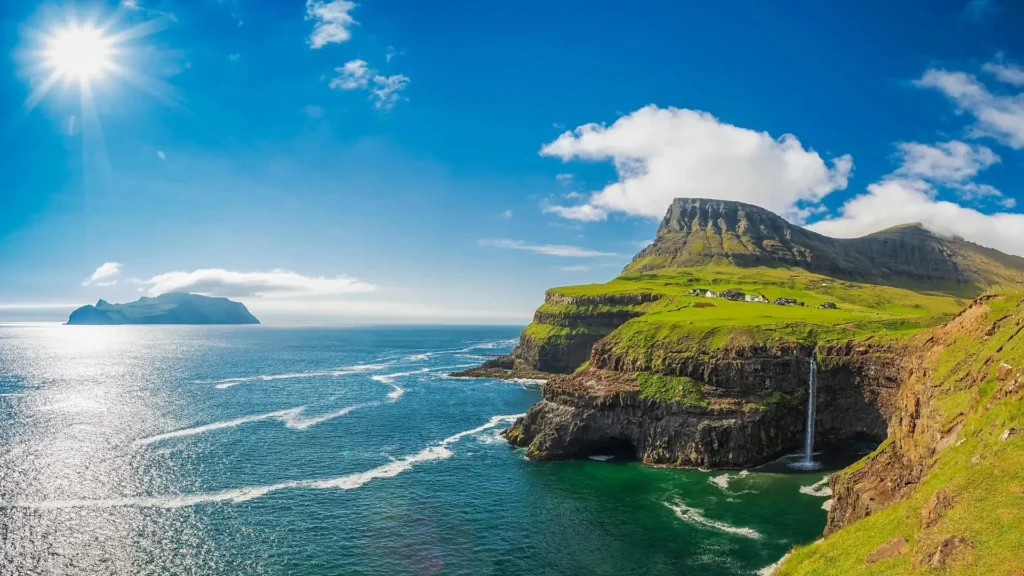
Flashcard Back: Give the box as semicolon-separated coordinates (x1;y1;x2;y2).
506;335;902;467
779;296;1024;575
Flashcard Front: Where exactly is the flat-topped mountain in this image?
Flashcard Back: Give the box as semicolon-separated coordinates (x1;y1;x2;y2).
627;198;1024;291
66;292;260;325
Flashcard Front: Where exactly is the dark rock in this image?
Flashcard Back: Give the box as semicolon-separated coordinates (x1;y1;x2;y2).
864;536;910;564
913;535;972;569
920;488;955;529
507;337;898;468
997;362;1014;381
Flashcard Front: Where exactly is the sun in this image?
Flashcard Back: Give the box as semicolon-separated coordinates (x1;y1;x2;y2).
44;24;113;81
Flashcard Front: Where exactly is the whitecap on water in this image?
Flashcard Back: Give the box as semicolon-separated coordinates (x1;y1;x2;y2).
799;475;832;497
11;413;524;510
587;455;614;462
757;553;790;576
133;402;377;446
204;363;392;389
663;500;762;539
509;378;547;386
708;473;731;491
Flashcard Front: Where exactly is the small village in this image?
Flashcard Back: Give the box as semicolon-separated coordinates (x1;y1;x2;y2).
689;288;838;309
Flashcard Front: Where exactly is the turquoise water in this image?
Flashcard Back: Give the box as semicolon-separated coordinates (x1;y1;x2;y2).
0;325;841;575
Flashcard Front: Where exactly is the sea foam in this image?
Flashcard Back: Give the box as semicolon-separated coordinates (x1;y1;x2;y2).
10;413;524;510
799;475;832;497
205;363;390;389
133;403;375;446
663;500;762;539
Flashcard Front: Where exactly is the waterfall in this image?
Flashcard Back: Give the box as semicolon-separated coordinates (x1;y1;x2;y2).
802;354;817;464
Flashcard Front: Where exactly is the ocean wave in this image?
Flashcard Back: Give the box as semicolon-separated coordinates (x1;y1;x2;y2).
457;338;519;352
588;455;614;461
663;500;762;539
11;413;524;510
509;378;547;386
133;403;374;446
757;553;790;576
371;368;430;400
203;363;391;389
799;475;832;497
707;470;751;493
403;353;432;361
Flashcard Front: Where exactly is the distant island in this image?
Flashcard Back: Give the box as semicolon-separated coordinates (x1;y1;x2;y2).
66;292;260;325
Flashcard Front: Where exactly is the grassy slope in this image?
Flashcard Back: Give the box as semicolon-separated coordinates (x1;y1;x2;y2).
525;265;967;371
778;295;1024;575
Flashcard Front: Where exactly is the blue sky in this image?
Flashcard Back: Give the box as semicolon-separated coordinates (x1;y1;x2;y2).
2;0;1024;323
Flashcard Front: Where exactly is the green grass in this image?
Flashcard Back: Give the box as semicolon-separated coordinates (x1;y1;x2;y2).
520;264;965;373
778;295;1024;575
636;372;708;407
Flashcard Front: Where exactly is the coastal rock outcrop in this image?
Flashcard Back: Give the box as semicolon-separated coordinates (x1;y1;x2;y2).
506;338;899;467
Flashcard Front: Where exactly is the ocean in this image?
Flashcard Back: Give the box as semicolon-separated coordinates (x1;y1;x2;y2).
0;325;842;575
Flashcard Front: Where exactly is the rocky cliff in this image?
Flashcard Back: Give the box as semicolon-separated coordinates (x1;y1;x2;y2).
506;336;900;467
779;295;1024;574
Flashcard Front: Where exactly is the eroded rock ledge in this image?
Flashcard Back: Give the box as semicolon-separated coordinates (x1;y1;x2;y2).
506;338;902;468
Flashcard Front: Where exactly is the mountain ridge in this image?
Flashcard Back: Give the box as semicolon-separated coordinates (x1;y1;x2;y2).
626;198;1024;293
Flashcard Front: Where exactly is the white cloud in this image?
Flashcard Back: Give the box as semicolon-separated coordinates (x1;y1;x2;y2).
558;264;592;272
555;173;574;185
542;203;608;222
83;262;122;287
808;178;1024;257
304;104;325;118
121;0;139;8
329;60;410;110
889;140;1008;204
228;53;241;62
369;74;410;110
157;150;166;160
305;0;357;49
138;269;376;298
916;68;1024;148
539;105;852;222
983;60;1024;87
501;210;513;219
479;238;619;257
329;59;371;89
894;141;999;183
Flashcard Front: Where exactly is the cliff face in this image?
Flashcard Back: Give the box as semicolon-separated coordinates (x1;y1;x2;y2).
507;368;802;467
508;291;657;375
506;338;899;467
777;295;1024;574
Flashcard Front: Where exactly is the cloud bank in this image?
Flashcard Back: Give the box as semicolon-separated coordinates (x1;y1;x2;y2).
139;269;376;298
539;105;853;222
